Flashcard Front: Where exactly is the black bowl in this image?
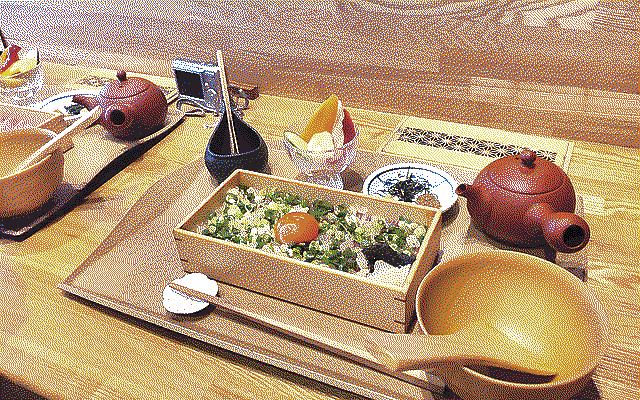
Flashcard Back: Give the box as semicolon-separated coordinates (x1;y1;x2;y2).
204;109;269;182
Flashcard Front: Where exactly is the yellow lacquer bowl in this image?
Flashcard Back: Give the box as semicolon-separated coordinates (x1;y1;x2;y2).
0;128;63;218
416;250;608;400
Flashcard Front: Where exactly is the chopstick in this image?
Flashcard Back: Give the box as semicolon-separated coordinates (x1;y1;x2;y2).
169;282;339;349
16;106;102;172
215;50;239;155
167;282;446;393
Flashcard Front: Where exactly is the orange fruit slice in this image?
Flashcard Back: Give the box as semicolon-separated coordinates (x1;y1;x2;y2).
301;95;339;142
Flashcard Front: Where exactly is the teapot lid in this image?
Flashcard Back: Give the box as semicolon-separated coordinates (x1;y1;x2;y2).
488;150;565;194
101;70;150;99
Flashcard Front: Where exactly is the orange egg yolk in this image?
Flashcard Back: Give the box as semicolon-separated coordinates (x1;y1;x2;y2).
274;212;320;244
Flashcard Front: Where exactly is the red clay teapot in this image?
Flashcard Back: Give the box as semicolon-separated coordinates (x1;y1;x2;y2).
456;150;590;255
73;70;167;140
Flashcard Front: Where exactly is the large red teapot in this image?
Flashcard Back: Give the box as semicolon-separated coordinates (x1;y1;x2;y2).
456;150;590;254
73;70;167;140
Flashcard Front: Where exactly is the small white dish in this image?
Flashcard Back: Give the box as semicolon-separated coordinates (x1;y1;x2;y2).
362;163;459;212
32;89;98;115
163;273;219;314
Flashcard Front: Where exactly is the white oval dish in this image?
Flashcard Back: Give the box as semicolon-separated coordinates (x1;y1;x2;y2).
163;273;219;314
362;163;459;212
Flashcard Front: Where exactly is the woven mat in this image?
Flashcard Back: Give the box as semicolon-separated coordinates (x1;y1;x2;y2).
382;116;574;171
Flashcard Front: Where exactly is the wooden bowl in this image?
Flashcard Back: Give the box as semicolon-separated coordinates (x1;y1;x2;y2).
416;250;608;400
0;128;64;218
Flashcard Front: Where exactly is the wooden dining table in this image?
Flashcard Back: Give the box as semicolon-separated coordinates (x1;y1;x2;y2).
0;59;638;400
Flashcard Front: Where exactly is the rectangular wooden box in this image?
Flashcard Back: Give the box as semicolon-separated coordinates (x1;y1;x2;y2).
173;170;442;333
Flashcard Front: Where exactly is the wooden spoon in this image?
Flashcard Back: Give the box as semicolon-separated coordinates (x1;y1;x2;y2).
15;106;102;172
365;325;557;377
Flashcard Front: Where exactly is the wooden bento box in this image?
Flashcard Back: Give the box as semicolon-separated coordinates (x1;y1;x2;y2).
173;170;442;333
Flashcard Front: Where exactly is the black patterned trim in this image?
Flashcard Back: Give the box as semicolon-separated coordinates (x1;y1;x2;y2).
397;127;557;162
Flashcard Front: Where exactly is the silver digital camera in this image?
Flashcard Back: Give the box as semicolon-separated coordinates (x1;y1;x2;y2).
172;58;223;113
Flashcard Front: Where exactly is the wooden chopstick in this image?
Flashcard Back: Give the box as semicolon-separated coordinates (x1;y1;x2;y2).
169;282;341;350
215;50;239;155
167;282;445;393
16;106;102;172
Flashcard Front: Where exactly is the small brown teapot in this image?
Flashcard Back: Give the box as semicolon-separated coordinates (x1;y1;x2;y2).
456;150;590;255
73;70;167;140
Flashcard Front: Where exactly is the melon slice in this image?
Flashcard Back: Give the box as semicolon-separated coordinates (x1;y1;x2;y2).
1;58;37;77
284;131;308;151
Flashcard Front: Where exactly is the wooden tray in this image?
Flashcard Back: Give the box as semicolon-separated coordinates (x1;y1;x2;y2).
59;147;587;400
0;102;65;133
0;108;185;240
59;155;447;400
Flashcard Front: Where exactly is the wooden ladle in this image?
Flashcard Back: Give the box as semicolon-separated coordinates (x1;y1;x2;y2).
365;324;557;377
15;106;102;172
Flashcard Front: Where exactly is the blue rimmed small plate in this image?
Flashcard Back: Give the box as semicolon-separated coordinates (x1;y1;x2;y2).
33;89;98;116
362;163;459;212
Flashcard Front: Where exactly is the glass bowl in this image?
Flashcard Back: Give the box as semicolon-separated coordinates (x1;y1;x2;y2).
0;60;44;105
283;130;359;189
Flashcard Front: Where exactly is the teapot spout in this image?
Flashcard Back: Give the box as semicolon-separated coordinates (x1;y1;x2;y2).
72;94;99;111
527;203;590;253
455;183;477;200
